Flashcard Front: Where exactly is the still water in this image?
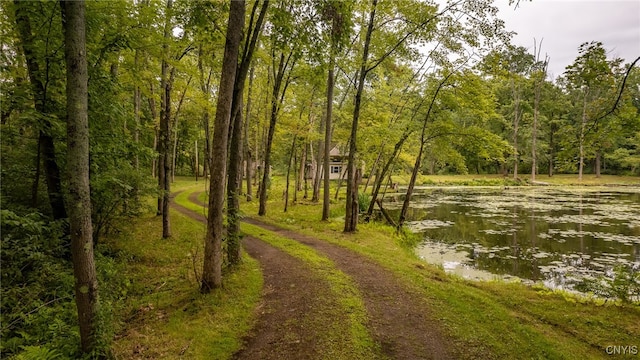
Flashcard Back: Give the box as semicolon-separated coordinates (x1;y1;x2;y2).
381;187;640;291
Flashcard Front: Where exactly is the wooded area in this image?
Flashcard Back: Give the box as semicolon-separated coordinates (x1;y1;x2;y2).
1;0;638;357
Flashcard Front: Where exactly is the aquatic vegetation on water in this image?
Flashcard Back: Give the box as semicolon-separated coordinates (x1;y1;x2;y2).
394;187;640;298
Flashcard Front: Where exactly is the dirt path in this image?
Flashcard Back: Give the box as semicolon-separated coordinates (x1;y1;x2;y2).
171;200;346;359
186;192;455;359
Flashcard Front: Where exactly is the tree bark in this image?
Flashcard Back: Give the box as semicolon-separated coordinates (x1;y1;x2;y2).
227;0;268;264
578;89;588;181
14;1;67;220
548;122;555;177
345;0;377;232
284;134;297;212
201;0;244;292
398;73;452;229
134;51;141;171
227;94;243;265
258;51;294;216
61;0;98;352
158;0;173;238
148;83;159;180
511;80;521;180
322;57;335;221
245;64;255;201
366;129;412;218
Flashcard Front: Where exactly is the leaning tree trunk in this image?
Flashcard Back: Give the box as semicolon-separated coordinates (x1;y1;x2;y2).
258;51;294;216
366;129;412;218
61;0;98;352
345;0;377;233
227;0;268;265
201;0;244;292
397;73;452;229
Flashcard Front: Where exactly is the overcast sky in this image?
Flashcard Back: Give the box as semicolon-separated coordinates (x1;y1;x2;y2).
495;0;640;80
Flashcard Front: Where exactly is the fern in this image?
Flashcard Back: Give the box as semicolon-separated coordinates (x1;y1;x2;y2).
14;346;62;360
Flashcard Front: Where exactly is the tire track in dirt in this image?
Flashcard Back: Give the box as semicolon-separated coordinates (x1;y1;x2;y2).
188;191;455;359
171;196;346;359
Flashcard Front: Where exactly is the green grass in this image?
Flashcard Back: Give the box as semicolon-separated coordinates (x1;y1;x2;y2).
108;207;262;359
185;176;639;359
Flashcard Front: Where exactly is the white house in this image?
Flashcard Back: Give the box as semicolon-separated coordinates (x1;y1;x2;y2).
328;145;347;180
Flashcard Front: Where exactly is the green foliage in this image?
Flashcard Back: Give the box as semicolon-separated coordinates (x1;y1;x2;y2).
91;166;156;243
12;346;63;360
357;192;371;213
1;210;77;357
1;210;127;358
575;265;640;304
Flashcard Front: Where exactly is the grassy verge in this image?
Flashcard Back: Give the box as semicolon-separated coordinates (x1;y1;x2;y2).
185;177;639;359
108;191;262;359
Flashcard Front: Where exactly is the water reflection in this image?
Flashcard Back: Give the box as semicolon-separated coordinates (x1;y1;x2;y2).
381;187;640;292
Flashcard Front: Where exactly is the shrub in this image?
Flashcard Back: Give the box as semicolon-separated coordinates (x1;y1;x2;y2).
358;192;371;213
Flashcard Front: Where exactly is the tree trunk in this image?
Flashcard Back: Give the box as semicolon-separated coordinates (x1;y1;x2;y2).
366;129;411;218
203;111;211;179
170;74;191;183
532;92;538;182
134;51;141;171
158;0;173;238
531;51;547;182
259;51;294;216
245;64;255;201
297;142;305;192
334;164;346;200
284;134;297;212
195;139;199;179
398;73;452;229
227;94;243;266
61;1;98;352
201;0;244;292
345;0;377;233
31;138;41;207
172;118;178;182
322;57;335;221
548;123;554;177
198;50;213;180
312;136;323;202
227;0;268;263
578;90;588;181
595;151;601;178
14;1;67;220
148;84;159;179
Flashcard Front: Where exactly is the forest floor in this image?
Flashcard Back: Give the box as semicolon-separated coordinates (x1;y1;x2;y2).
172;191;456;359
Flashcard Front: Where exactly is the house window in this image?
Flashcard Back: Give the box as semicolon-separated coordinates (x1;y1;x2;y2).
330;165;341;174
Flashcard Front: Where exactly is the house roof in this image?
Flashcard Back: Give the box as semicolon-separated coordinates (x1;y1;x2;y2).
329;145;345;157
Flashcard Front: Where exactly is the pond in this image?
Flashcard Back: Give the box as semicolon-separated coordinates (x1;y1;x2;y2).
379;186;640;295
